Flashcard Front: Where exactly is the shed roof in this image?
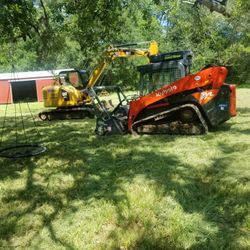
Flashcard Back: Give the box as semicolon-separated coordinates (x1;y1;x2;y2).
0;69;73;81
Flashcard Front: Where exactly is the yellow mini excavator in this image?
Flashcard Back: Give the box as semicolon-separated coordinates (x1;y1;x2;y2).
39;41;159;121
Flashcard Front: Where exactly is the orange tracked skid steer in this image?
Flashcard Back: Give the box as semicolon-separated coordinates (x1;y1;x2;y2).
95;50;236;135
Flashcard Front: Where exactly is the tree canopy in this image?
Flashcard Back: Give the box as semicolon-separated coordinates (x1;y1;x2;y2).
0;0;249;86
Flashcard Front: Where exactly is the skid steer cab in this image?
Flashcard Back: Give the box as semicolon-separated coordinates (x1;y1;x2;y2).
95;50;236;136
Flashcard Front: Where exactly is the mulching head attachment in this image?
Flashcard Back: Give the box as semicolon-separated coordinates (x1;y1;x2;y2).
92;86;129;136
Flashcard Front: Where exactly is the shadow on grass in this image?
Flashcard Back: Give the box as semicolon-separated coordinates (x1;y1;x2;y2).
237;107;250;115
210;126;250;136
0;116;249;249
0;159;26;181
0;157;76;249
209;122;232;133
174;143;250;249
209;120;250;136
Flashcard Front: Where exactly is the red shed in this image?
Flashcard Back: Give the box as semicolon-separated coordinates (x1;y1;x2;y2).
0;80;12;104
0;69;72;104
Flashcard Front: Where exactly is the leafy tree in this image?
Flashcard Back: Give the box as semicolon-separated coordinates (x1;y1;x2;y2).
0;0;249;85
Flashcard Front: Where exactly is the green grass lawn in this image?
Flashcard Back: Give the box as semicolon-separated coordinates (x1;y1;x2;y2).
0;89;249;250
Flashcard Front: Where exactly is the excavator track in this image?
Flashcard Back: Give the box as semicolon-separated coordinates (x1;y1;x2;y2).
131;104;208;135
38;106;95;121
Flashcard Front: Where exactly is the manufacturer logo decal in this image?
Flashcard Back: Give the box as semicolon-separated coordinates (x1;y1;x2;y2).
200;91;214;100
155;85;177;97
219;103;228;111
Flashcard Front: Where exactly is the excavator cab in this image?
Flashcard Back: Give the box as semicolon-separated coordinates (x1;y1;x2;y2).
42;69;89;109
138;50;193;95
58;69;89;89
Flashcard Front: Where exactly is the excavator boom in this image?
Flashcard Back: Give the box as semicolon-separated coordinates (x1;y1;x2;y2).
87;41;158;88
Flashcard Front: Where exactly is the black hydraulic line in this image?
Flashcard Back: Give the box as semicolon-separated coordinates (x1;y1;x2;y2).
113;41;151;48
114;43;139;48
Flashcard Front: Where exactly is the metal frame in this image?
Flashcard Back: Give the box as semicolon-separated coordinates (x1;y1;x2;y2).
91;85;128;119
0;144;47;159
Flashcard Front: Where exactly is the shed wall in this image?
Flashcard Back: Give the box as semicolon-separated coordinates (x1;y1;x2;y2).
0;81;12;104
